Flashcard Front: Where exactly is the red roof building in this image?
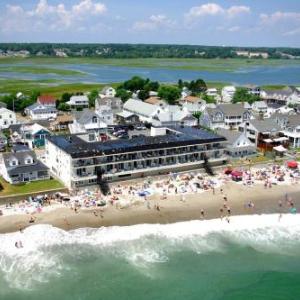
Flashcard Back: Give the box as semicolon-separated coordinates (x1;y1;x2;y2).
37;95;56;107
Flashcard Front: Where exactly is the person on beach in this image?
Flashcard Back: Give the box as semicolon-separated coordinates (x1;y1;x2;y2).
219;207;224;220
227;207;231;216
93;211;98;217
200;209;205;220
220;188;223;194
29;216;36;224
146;200;151;209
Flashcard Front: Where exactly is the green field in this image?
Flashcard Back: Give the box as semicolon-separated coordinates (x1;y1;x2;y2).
0;65;85;76
0;177;64;197
1;57;299;72
0;79;120;97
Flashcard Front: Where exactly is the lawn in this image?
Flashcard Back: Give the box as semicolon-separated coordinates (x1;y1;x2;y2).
0;177;64;197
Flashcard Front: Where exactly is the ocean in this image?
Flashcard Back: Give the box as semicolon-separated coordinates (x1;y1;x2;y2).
0;214;299;300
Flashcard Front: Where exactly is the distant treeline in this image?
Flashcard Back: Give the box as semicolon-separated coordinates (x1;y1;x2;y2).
1;43;300;59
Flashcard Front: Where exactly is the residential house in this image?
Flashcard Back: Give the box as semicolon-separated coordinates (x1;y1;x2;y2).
261;86;300;106
69;109;107;134
95;97;123;114
221;86;236;103
37;95;56;107
0;107;17;129
50;114;74;131
67;95;89;108
144;97;166;106
200;103;251;130
0;150;50;184
180;96;203;105
246;85;261;97
238;119;287;151
121;99;197;127
181;87;191;99
275;114;300;148
25;103;57;121
251;101;268;114
95;105;114;125
99;86;116;98
206;88;218;97
0;131;7;151
216;128;256;158
9;123;51;148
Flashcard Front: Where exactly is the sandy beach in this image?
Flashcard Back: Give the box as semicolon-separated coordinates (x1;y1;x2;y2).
0;181;298;234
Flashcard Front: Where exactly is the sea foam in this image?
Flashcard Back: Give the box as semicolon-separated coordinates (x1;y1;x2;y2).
0;214;299;290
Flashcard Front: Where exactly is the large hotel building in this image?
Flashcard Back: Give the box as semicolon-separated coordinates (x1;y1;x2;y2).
45;126;227;189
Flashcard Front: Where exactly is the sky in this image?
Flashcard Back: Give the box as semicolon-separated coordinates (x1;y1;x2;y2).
0;0;300;47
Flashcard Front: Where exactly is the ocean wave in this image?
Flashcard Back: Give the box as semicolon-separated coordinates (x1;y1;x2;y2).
0;214;299;290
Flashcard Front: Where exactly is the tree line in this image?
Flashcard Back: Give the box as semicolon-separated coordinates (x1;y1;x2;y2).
1;43;299;59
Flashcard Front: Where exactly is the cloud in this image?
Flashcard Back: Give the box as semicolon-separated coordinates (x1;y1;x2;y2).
259;11;300;37
228;26;240;32
260;11;300;24
1;0;107;33
185;3;250;20
133;15;175;31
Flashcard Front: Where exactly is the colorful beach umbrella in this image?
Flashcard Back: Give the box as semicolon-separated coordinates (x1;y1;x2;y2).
287;161;298;169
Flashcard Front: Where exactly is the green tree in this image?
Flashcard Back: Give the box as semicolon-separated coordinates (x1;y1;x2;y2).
158;86;180;105
123;76;146;92
138;90;149;100
61;92;72;103
232;88;260;104
192;111;202;125
116;88;132;102
88;90;98;107
189;79;207;93
57;102;70;111
202;94;216;104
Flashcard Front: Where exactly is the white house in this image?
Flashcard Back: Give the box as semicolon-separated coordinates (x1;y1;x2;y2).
0;150;50;184
206;88;218;97
275;114;300;148
261;87;300;106
251;101;268;114
122;99;197;127
217;128;256;158
0;107;17;129
99;86;116;98
69;109;107;134
25;103;57;120
67;95;89;108
95;105;114;125
95;97;123;114
200;103;252;130
221;86;236;103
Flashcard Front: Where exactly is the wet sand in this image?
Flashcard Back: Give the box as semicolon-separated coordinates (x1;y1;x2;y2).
0;182;298;234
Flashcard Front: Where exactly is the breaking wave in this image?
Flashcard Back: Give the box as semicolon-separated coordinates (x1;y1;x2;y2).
0;214;299;290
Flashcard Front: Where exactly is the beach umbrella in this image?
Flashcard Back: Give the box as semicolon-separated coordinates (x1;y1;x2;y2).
231;170;243;177
287;161;298;169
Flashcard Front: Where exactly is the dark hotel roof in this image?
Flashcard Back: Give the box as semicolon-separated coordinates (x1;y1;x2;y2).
48;127;226;158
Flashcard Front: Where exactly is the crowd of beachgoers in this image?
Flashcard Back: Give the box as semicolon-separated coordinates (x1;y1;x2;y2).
0;162;299;220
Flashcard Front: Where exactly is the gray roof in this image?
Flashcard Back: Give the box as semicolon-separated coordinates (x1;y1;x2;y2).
250;118;281;133
26;103;57;114
123;99;158;117
216;128;242;144
284;114;300;129
75;109;99;125
2;150;49;175
218;103;247;116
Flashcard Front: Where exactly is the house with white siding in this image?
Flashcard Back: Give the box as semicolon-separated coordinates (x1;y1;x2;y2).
0;107;17;129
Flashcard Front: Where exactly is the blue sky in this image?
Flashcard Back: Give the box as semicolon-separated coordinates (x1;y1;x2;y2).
0;0;300;47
